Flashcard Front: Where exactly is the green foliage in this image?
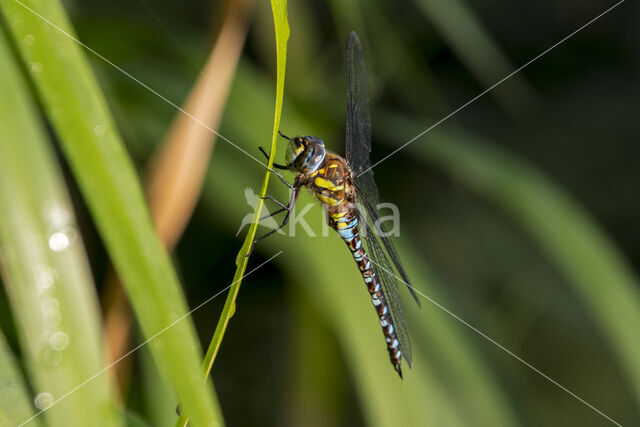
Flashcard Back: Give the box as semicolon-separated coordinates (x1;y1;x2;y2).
0;0;221;425
197;0;289;379
177;3;288;425
412;0;538;115
0;331;40;426
0;28;120;426
0;0;638;426
418;127;640;398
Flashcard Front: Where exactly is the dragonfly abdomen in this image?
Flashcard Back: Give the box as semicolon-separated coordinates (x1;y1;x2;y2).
331;210;404;377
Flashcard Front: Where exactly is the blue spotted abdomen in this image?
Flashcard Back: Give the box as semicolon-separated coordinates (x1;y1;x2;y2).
330;210;404;376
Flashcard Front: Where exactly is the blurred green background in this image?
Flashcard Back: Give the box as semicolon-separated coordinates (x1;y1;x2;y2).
1;0;639;426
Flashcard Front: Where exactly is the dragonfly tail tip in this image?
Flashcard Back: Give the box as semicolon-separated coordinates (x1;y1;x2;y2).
395;365;403;379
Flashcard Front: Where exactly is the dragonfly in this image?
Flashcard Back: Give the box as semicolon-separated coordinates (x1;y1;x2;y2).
254;31;420;378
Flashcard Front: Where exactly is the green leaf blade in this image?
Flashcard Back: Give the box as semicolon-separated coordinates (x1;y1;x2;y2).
0;331;42;426
0;27;122;427
0;1;224;425
176;2;289;424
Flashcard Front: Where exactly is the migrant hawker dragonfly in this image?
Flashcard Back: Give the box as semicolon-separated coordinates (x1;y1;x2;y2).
255;31;420;377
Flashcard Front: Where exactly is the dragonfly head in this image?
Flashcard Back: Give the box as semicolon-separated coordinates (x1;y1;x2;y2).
284;135;326;174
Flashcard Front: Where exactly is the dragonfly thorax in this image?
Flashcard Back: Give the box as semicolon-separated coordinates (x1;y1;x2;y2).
284;135;326;174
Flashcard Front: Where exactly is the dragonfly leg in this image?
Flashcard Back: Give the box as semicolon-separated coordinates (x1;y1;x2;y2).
261;194;288;211
259;206;287;221
258;195;290;221
247;184;301;256
246;211;292;257
255;211;291;241
258;146;294;189
259;146;289;171
267;167;294;189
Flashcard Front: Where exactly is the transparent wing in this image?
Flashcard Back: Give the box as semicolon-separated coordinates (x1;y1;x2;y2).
345;31;420;306
355;184;421;306
361;217;412;366
345;31;379;206
346;31;415;366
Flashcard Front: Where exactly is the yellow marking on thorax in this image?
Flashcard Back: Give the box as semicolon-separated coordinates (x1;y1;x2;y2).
314;177;344;191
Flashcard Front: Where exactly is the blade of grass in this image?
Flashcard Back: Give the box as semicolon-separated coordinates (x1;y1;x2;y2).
175;0;288;425
0;331;41;426
0;28;122;426
286;287;345;426
140;346;178;426
412;0;538;116
199;0;288;383
403;257;520;424
0;0;223;424
146;0;252;249
104;0;252;389
363;0;451;117
377;112;640;408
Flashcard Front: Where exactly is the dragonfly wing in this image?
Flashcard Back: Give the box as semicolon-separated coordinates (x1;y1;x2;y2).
361;217;413;366
355;184;421;306
345;30;415;369
345;31;420;306
345;31;379;203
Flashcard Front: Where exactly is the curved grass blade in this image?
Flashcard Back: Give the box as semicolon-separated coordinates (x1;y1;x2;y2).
286;288;345;426
175;0;289;425
0;28;122;426
0;0;223;424
0;331;41;426
200;0;288;380
105;0;252;395
412;0;538;116
376;112;640;411
423;131;640;402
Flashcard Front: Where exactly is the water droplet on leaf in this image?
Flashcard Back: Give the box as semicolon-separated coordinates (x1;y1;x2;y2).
43;348;62;366
49;331;69;350
93;124;106;136
43;310;61;328
30;62;43;73
34;392;53;410
48;232;70;252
